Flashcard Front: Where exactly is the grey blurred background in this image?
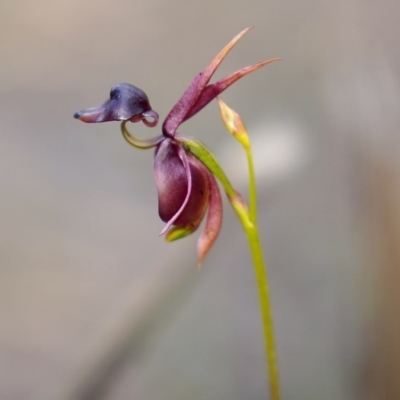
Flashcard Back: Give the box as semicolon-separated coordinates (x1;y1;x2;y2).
1;0;400;399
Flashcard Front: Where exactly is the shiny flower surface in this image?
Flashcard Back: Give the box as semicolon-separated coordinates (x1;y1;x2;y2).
74;83;159;126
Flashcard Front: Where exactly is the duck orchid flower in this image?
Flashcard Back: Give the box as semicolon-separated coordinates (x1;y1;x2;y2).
74;27;279;265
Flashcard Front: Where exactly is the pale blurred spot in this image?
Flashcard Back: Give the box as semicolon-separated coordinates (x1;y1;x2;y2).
219;122;308;187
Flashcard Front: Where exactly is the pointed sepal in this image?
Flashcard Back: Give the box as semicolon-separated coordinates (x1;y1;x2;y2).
162;27;253;137
184;58;280;121
197;171;222;267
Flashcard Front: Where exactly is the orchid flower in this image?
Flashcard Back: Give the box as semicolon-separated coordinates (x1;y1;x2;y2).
74;28;282;398
74;27;279;266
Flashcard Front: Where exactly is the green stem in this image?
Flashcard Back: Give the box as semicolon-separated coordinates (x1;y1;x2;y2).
244;142;257;224
242;141;280;400
183;136;281;399
242;217;281;400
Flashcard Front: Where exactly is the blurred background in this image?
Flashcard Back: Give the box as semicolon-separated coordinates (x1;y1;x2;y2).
1;0;399;399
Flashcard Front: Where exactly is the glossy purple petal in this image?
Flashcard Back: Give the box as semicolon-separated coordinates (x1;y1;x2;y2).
162;27;251;137
156;141;192;235
74;83;159;125
154;139;209;235
176;152;209;230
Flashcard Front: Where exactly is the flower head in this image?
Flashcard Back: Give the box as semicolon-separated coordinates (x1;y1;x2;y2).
74;83;159;126
74;28;279;265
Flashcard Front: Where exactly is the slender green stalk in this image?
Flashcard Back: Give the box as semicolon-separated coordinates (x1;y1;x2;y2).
216;98;281;399
239;176;281;400
244;142;257;225
184;133;281;400
229;147;280;400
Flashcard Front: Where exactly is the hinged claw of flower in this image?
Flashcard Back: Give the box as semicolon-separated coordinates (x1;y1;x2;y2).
74;27;279;266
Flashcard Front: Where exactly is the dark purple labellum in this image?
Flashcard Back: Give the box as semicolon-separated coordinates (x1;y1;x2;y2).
74;83;159;126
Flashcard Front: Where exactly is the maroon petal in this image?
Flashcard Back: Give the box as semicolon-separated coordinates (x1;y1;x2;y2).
74;83;158;125
175;153;210;230
162;27;252;137
184;58;280;121
197;169;222;267
154;139;210;235
161;73;202;137
155;139;191;234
